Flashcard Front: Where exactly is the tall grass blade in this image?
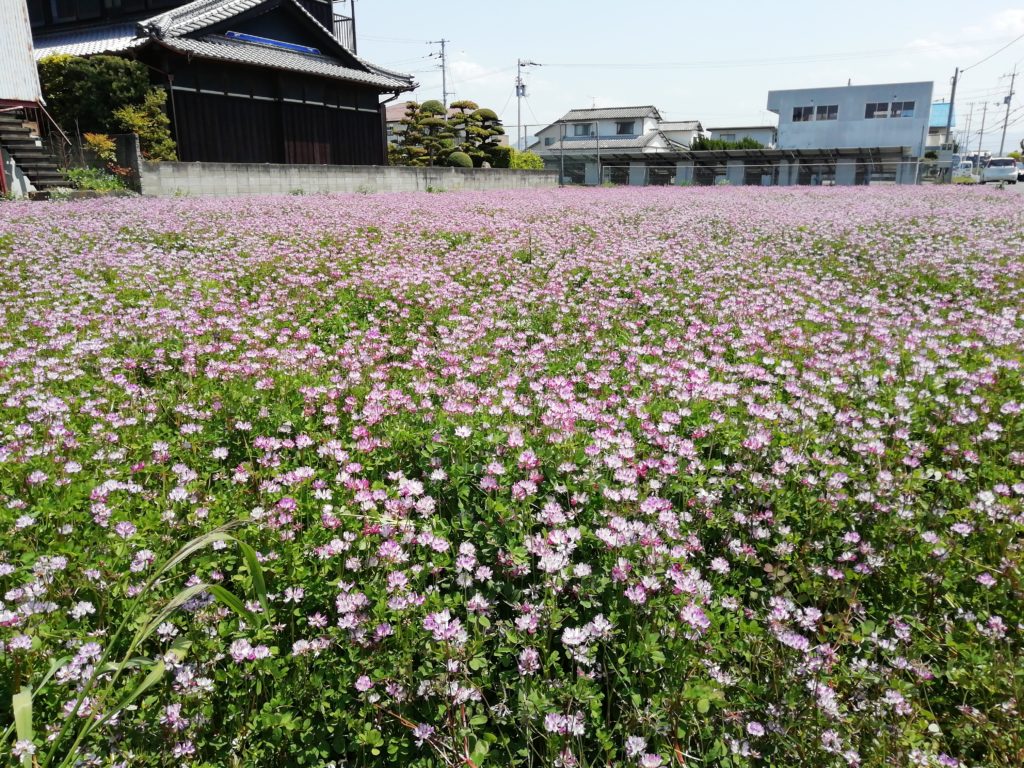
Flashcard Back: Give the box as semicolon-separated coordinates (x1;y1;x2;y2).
12;686;33;768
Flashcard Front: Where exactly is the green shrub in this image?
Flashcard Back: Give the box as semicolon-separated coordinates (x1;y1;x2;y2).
114;88;177;161
38;54;150;134
510;148;545;170
490;146;513;168
64;167;127;191
690;135;765;150
446;151;473;168
82;132;117;164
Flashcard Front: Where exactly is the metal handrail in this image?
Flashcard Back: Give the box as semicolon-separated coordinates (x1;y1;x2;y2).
36;103;72;149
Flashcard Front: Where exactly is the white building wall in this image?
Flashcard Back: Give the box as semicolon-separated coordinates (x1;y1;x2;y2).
767;82;933;156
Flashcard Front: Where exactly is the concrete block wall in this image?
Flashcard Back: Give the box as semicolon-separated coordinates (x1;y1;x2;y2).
137;162;558;197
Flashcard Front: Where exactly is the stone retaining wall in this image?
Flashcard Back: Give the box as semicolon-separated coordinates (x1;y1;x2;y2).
137;160;557;196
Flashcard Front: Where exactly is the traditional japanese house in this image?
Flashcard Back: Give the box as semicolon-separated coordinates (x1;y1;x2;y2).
29;0;414;164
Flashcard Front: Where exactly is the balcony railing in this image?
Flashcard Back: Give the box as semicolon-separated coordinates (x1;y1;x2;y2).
332;6;355;52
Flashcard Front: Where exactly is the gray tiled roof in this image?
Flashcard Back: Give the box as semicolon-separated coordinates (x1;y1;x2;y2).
33;24;144;59
33;0;413;91
144;0;273;36
156;35;410;89
140;0;412;89
558;106;661;122
660;121;703;131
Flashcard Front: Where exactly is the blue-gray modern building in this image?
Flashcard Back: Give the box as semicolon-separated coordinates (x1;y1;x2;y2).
767;81;934;157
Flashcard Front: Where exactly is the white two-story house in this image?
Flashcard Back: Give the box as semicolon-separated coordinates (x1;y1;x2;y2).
530;106;698;185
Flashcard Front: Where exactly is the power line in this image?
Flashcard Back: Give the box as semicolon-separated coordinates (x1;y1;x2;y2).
962;31;1024;72
538;36;1015;72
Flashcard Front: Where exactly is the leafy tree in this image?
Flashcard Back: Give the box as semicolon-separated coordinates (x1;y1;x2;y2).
389;101;455;166
391;99;506;167
470;108;506;165
388;102;429;166
114;88;177;161
690;135;765;150
38;55;151;134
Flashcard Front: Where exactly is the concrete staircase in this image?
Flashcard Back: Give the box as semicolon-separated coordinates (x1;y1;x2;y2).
0;112;67;192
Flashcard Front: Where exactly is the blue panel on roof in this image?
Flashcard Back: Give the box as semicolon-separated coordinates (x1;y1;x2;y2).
225;30;320;55
930;102;954;128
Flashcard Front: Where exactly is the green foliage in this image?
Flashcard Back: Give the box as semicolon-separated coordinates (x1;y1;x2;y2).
490;145;513;168
3;194;1021;768
63;167;128;191
3;527;264;768
446;151;473;168
690;135;765;150
510;148;544;170
37;54;150;134
114;88;177;161
391;100;506;167
82;132;117;164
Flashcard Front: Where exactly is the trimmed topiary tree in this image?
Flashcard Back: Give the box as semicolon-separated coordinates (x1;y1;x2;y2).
447;151;473;168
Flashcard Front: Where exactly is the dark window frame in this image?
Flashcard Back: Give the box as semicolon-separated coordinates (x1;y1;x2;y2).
816;104;838;121
865;102;890;119
891;100;915;118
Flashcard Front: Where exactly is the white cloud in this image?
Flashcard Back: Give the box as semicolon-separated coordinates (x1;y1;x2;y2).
965;8;1024;38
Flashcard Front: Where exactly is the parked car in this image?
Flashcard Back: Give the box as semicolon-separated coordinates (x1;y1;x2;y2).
952;161;977;183
981;157;1018;184
1017;161;1024;181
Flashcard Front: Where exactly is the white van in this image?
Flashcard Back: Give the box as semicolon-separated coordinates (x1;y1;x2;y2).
981;157;1018;184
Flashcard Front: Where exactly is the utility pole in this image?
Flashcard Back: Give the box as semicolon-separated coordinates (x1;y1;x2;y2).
976;101;988;160
428;39;450;109
962;102;974;156
999;66;1016;156
559;121;565;185
944;67;958;153
516;59;540;150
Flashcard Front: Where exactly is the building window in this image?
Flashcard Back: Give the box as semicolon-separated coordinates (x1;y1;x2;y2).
865;102;890;119
891;101;915;118
615;121;635;135
816;104;839;121
544;137;555;146
719;133;736;142
573;123;594;137
792;106;814;122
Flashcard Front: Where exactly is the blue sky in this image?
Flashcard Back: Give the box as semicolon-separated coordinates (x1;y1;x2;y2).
356;1;1024;153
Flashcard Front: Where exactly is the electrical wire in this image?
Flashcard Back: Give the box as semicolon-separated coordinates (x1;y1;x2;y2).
962;31;1024;72
538;36;1014;71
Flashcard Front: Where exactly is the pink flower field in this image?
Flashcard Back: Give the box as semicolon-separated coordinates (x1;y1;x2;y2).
0;187;1022;768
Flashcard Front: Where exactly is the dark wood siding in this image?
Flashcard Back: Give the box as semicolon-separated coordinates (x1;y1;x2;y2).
165;59;386;165
173;91;285;163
